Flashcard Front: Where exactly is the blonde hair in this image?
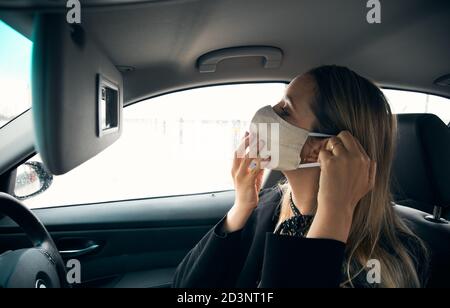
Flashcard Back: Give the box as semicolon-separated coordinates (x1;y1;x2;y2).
276;65;428;288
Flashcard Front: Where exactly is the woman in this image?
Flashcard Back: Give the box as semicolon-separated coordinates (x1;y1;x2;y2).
173;65;428;288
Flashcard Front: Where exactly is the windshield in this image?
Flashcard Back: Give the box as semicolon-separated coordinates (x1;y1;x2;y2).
0;19;32;128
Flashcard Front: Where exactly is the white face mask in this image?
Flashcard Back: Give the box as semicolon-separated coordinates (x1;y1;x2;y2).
249;105;333;171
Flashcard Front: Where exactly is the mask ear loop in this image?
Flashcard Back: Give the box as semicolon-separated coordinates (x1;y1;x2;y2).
307;132;334;138
297;133;334;169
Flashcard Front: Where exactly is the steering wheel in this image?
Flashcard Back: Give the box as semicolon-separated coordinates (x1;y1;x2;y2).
0;193;68;288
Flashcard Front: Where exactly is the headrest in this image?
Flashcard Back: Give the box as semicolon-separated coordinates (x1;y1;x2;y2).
392;114;450;211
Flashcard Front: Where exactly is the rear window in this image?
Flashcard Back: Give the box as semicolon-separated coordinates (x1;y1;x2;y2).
383;89;450;124
0;20;32;128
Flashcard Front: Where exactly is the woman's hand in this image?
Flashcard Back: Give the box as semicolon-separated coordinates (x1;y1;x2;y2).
223;132;266;233
307;131;377;243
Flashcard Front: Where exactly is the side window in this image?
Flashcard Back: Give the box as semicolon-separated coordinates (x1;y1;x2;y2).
20;83;286;209
0;20;32;128
383;89;450;124
17;85;449;209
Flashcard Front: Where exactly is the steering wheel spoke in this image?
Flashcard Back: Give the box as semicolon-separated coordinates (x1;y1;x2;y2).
0;193;68;288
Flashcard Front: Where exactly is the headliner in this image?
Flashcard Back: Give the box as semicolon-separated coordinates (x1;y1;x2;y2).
1;0;449;104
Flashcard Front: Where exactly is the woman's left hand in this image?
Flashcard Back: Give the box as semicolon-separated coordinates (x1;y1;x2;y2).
307;131;377;243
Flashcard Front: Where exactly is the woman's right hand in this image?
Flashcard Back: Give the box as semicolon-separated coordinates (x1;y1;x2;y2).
223;132;266;233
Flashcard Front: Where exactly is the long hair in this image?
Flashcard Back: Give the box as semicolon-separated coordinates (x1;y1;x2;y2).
277;65;427;288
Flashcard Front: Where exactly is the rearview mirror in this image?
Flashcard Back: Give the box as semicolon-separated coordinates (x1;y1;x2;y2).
14;161;53;200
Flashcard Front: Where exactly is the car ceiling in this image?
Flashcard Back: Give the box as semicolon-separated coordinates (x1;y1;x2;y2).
1;0;449;104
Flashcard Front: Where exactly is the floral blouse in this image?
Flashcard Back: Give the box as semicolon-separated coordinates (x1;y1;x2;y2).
274;192;315;237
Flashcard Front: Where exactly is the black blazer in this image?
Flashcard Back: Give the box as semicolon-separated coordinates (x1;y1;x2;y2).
173;185;429;288
172;186;346;288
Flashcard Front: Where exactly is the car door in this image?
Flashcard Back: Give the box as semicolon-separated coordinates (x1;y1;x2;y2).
0;83;286;288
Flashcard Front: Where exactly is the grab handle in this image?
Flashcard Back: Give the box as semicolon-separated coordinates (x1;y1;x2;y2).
197;46;283;73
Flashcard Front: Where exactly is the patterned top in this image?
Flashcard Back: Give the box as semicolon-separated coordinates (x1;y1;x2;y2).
274;192;315;237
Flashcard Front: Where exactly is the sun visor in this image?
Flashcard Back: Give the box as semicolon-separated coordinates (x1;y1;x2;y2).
32;14;123;175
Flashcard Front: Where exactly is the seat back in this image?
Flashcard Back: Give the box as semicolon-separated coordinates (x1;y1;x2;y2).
394;205;450;288
392;114;450;287
392;114;450;215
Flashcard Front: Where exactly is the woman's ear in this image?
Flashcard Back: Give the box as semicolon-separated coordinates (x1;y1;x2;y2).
300;138;328;163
